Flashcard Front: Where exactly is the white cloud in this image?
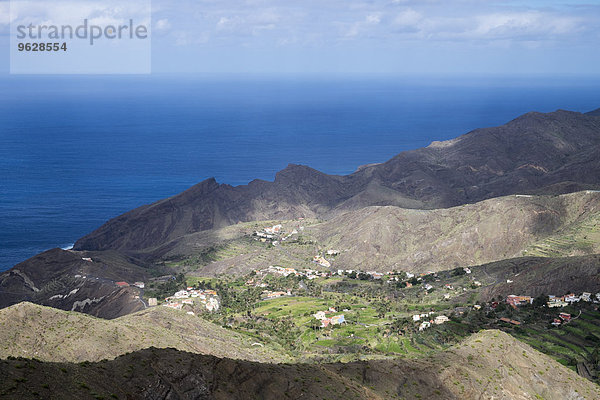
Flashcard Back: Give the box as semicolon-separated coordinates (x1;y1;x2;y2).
155;18;171;31
393;9;421;27
473;12;581;40
145;0;600;48
214;9;282;38
9;0;150;28
385;7;589;43
366;14;381;25
216;16;239;31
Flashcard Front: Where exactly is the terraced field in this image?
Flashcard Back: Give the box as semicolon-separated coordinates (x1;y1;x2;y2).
504;307;600;377
235;293;415;358
526;209;600;257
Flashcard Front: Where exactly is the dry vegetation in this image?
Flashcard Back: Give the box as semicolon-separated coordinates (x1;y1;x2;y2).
0;302;287;363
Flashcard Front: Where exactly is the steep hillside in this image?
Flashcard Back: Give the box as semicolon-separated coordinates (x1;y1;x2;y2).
586;108;600;117
406;253;600;304
74;109;600;255
160;192;600;276
2;192;598;319
307;191;600;273
1;330;597;400
0;302;286;363
472;254;600;302
0;249;150;319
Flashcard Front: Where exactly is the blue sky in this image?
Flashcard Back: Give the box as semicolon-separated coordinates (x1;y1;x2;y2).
1;0;600;75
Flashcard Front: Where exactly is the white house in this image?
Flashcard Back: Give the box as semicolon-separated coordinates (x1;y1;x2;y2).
419;321;431;331
314;311;327;320
565;294;580;303
582;292;592;302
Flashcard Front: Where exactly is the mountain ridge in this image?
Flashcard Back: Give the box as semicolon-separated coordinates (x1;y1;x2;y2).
74;109;600;255
0;302;286;363
1;329;597;400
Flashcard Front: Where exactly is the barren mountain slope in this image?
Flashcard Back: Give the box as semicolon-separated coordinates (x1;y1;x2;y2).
472;254;600;302
307;191;600;273
0;302;286;363
164;192;600;276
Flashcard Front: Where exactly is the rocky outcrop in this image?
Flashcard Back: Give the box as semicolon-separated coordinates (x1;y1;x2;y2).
0;248;149;318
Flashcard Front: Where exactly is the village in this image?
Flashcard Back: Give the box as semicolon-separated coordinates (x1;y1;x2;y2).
162;287;220;313
116;246;600;338
253;223;302;246
120;220;600;382
501;291;600;327
107;277;221;313
208;222;600;335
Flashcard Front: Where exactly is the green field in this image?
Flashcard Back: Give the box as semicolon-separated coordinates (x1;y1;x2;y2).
167;265;600;383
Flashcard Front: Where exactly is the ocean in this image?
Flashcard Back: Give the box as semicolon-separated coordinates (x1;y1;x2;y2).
1;75;600;271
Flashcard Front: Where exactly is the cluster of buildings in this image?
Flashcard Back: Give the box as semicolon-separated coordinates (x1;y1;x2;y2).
506;295;534;308
252;265;332;281
264;224;283;235
412;312;450;331
254;224;301;245
250;264;457;288
246;262;498;304
547;292;598;307
412;311;435;322
313;308;345;328
254;224;282;241
261;289;292;300
311;250;339;268
547;296;569;308
551;312;572;326
163;287;220;312
506;292;600;309
115;281;145;289
499;292;598;327
499;317;521;326
251;265;440;285
245;278;269;288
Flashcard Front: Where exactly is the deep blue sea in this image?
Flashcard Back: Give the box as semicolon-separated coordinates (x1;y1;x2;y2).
1;75;600;271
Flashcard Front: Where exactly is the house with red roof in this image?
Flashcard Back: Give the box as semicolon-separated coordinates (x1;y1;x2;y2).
559;312;572;322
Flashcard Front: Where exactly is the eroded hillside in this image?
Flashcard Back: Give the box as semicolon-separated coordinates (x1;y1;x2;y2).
160;192;600;275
